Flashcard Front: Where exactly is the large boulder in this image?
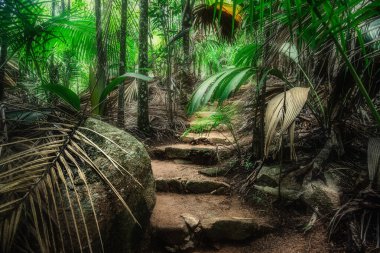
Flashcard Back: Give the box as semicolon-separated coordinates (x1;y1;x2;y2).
69;118;156;253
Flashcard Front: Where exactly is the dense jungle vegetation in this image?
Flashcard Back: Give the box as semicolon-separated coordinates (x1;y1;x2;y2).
1;0;380;252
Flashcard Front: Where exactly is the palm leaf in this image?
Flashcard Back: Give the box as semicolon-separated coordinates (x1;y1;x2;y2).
0;104;142;252
40;84;81;111
264;87;310;158
188;67;254;114
99;72;152;105
368;138;380;190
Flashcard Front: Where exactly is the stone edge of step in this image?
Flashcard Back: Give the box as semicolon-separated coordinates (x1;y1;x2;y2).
155;178;231;195
149;145;232;165
151;214;274;250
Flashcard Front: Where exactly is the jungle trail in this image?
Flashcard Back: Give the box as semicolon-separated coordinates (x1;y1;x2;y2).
1;0;380;252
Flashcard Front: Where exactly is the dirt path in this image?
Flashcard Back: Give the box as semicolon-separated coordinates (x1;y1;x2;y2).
146;112;331;253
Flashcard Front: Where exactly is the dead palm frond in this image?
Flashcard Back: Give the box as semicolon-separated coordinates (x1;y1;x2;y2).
193;3;242;41
0;102;142;252
329;138;380;251
264;87;310;159
368;138;380;189
329;189;380;251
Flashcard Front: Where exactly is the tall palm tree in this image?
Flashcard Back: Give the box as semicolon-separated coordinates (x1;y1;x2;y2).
118;0;128;128
0;40;6;101
93;0;107;115
52;0;56;17
182;0;194;72
61;0;65;12
137;0;151;133
0;0;9;101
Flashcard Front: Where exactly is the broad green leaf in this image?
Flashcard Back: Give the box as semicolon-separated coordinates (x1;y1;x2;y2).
99;73;152;105
188;71;226;115
41;84;81;111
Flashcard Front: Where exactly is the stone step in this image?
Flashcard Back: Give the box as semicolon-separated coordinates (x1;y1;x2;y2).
194;111;215;119
180;131;234;146
188;110;229;132
150;193;273;252
149;144;231;165
152;160;230;195
155;178;231;195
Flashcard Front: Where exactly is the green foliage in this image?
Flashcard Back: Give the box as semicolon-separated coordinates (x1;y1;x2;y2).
99;72;153;105
188;67;255;114
42;71;152;113
40;84;81;110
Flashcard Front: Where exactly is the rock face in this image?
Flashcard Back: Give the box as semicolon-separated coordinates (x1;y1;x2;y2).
74;118;155;253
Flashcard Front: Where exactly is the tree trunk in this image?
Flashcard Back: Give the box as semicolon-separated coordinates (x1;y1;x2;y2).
67;0;70;11
52;0;56;16
61;0;65;12
117;0;128;128
0;0;9;101
93;0;107;115
137;0;151;133
182;0;193;72
0;40;7;101
166;45;174;127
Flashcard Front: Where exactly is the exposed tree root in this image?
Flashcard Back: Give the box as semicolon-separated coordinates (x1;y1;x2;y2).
239;160;263;196
291;127;345;181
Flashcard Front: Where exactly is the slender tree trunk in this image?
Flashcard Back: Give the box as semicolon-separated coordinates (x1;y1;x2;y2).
182;0;192;72
137;0;151;133
118;0;128;128
0;40;7;101
166;45;174;127
61;0;65;12
67;0;70;11
93;0;107;115
52;0;56;16
0;0;9;101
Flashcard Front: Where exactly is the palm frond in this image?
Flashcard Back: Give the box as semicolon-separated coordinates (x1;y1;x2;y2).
0;103;142;252
264;87;310;158
188;67;255;114
368;138;380;190
193;2;242;41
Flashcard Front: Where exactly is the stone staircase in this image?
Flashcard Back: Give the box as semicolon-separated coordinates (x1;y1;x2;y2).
148;111;274;252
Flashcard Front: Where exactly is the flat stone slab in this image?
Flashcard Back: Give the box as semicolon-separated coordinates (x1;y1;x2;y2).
198;167;230;177
152;160;214;180
149;144;231;165
185;180;230;195
201;217;272;241
155;178;230;195
180;131;234;145
150;193;273;247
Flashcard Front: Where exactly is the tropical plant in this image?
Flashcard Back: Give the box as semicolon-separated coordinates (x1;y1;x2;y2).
189;0;380;163
0;101;142;252
118;0;128;127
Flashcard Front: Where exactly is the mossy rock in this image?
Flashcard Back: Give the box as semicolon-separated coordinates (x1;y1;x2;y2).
66;118;156;253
